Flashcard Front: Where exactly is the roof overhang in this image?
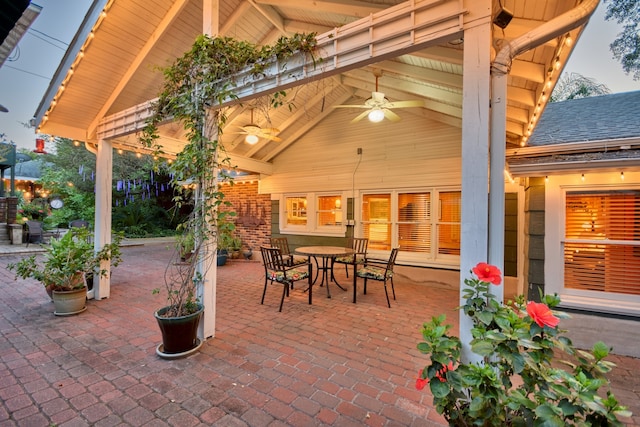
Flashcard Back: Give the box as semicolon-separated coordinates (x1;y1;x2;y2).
0;0;42;68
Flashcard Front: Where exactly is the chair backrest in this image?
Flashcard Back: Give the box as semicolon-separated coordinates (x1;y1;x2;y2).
270;237;292;256
69;219;90;229
261;246;287;271
349;237;369;256
26;220;43;234
385;248;400;273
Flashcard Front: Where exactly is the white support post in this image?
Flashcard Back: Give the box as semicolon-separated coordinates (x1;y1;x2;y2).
488;69;508;302
198;0;219;341
459;18;492;363
93;138;113;299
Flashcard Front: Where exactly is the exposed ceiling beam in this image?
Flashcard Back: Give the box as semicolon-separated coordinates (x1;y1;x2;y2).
342;69;462;107
255;0;386;18
247;0;286;35
410;46;463;65
263;91;353;162
244;84;341;158
220;0;252;34
375;60;462;90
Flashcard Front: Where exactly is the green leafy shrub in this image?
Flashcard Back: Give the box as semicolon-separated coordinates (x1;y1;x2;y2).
416;262;632;426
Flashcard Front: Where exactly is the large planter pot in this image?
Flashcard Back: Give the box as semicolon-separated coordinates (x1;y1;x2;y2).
52;287;87;316
154;304;204;359
217;250;228;266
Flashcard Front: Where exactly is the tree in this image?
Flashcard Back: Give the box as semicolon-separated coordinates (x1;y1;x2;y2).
605;0;640;80
38;137;175;235
550;72;611;102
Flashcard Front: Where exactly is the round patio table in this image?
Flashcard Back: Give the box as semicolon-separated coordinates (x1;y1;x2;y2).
295;246;354;298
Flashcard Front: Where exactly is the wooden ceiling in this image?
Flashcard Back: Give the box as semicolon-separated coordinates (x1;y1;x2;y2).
34;0;590;173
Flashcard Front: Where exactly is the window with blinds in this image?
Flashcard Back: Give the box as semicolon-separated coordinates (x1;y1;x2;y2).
438;191;461;256
398;193;431;252
362;194;392;250
361;190;461;256
317;195;342;227
564;190;640;295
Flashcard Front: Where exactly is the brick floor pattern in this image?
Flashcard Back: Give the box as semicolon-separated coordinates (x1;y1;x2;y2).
0;243;638;426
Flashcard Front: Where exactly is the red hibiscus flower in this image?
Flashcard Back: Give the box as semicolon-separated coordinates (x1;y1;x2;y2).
415;372;429;390
526;301;560;328
472;262;502;285
435;361;455;382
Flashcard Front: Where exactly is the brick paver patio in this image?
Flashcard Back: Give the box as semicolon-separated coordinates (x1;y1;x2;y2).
0;241;638;426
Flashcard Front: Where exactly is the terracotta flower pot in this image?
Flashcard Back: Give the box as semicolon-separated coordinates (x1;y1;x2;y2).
52;287;87;316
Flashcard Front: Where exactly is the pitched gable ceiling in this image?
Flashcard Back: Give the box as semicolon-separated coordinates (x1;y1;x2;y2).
33;0;591;172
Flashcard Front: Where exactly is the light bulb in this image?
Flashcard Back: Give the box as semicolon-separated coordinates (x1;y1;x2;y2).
245;134;259;144
368;109;385;123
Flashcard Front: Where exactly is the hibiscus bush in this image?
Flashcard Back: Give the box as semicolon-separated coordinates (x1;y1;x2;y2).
416;262;631;426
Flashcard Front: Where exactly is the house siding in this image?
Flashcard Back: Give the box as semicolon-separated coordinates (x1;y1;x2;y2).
524;177;546;302
260;109;461;194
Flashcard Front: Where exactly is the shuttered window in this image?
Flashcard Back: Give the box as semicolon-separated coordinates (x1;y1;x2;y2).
564;191;640;295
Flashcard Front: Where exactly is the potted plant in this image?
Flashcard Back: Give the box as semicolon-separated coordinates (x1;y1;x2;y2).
176;229;195;262
216;228;233;266
140;33;317;358
8;227;123;315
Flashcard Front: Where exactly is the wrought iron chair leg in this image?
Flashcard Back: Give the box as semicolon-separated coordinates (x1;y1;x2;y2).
384;281;391;308
279;282;287;312
261;279;269;305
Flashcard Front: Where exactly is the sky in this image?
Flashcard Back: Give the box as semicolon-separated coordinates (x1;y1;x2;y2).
1;1;638;152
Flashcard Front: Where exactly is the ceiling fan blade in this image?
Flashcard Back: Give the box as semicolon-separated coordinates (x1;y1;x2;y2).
387;100;424;108
383;109;401;122
264;135;282;142
333;104;369;109
259;128;281;135
351;110;371;123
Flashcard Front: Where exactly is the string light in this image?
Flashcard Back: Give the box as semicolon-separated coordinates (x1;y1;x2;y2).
621;171;624;180
581;173;585;182
545;176;549;183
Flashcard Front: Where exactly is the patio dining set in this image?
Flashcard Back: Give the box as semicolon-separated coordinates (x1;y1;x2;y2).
260;237;399;312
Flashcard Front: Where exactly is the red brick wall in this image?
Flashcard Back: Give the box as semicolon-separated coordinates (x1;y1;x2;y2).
221;181;271;252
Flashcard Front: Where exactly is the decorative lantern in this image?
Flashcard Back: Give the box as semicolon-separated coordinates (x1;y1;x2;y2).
34;138;46;154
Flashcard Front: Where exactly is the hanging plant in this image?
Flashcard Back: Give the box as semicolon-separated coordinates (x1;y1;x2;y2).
140;33;317;318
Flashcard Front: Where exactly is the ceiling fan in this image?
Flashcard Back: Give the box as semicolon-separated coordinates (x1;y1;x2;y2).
231;109;282;144
333;72;423;123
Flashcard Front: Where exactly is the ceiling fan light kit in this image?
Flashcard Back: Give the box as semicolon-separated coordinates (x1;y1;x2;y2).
368;109;385;122
245;134;259;144
333;73;423;124
232;109;282;143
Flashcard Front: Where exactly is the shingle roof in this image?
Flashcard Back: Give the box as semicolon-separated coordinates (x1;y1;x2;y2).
528;91;640;146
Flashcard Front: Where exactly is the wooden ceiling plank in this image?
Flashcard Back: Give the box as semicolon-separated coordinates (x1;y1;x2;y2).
87;0;191;139
510;59;545;83
262;91;353;162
